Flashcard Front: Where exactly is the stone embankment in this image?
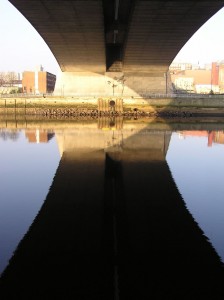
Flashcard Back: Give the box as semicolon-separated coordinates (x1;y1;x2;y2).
36;107;193;118
1;96;224;117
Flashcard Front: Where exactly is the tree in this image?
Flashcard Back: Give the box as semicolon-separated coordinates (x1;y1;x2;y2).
6;72;18;86
0;72;18;86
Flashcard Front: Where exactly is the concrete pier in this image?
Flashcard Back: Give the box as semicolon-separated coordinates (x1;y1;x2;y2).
54;71;170;97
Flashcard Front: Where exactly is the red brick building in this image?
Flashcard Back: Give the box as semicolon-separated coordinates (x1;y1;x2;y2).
22;66;56;94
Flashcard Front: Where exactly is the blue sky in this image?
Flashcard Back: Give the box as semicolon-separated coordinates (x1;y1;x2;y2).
0;0;224;74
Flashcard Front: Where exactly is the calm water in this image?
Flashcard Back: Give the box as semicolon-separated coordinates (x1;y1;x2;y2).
0;118;224;298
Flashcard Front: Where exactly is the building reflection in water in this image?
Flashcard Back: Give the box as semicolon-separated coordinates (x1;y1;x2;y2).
25;129;55;143
178;130;224;147
0;118;224;299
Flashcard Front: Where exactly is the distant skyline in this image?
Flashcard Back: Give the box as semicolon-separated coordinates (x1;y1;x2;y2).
0;0;224;75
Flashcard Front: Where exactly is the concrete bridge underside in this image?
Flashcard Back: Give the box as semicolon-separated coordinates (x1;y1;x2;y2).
9;0;224;95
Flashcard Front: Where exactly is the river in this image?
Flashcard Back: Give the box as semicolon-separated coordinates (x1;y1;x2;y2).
0;117;224;299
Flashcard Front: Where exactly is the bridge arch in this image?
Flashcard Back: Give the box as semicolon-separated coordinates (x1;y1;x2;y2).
8;0;224;96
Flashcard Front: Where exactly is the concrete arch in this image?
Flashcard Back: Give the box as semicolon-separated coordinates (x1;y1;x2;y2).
9;0;224;95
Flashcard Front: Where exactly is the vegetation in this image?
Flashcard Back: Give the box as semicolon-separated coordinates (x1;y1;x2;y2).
0;72;20;87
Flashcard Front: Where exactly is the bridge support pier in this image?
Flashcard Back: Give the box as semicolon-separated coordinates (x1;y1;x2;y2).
54;71;172;97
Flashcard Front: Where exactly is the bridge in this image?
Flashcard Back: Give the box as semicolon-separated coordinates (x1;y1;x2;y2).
9;0;224;96
0;123;224;298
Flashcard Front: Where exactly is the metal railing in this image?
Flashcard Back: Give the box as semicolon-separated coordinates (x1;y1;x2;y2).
1;92;224;99
0;93;54;98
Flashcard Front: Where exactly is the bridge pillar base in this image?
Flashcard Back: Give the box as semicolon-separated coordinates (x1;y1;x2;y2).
54;71;172;97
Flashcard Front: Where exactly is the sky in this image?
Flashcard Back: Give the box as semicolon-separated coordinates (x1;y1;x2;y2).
0;0;224;75
0;0;60;75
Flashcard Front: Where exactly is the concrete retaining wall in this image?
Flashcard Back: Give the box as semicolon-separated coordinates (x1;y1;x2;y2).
1;96;224;115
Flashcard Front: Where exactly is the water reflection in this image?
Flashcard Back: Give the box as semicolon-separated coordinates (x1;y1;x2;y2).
0;118;224;299
25;129;55;143
0;128;60;275
0;129;20;141
166;129;224;264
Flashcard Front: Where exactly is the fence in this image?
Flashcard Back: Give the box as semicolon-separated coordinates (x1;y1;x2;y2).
1;92;224;99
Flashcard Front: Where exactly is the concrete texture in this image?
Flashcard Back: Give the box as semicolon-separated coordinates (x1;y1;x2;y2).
9;0;224;95
54;71;169;96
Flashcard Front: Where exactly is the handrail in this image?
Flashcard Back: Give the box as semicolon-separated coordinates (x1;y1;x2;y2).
1;92;224;99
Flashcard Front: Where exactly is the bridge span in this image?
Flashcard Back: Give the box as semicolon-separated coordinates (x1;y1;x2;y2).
8;1;224;95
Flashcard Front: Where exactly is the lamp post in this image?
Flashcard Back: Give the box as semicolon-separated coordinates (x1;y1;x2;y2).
210;68;213;94
115;75;126;96
107;80;117;96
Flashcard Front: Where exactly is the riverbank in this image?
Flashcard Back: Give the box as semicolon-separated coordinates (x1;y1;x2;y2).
1;96;224;117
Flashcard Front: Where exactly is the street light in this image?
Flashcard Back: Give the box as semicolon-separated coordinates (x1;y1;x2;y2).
210;68;214;94
107;80;117;96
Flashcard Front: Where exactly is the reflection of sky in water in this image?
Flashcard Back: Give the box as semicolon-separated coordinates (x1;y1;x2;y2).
166;132;224;262
1;127;224;276
0;130;61;274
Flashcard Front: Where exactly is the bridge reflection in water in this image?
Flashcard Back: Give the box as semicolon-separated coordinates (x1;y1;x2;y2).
0;118;224;299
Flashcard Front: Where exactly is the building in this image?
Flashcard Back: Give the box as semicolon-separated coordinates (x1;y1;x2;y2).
218;62;224;94
22;65;56;94
211;62;219;86
173;76;194;93
170;60;224;94
169;62;192;72
187;69;218;94
170;69;219;94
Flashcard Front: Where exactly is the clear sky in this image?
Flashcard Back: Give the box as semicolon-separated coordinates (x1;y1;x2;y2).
0;0;224;75
174;6;224;65
0;0;60;75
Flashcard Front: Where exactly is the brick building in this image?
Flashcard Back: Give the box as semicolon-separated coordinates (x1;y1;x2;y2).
22;66;56;94
170;61;224;94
